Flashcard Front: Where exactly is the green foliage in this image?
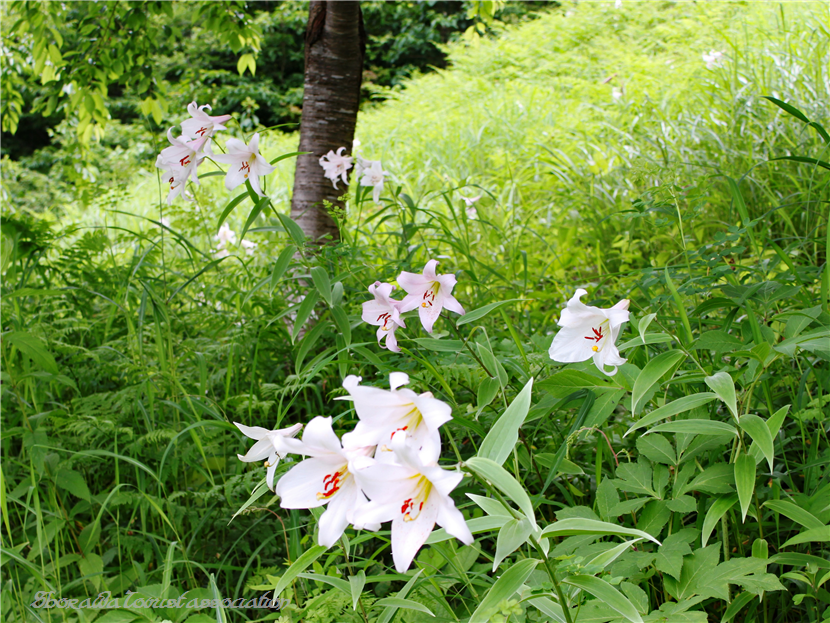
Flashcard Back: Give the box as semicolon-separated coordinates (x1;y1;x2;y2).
2;2;829;623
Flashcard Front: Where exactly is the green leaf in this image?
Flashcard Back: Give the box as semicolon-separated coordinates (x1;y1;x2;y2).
749;405;788;465
270;245;296;294
655;530;696;580
478;378;533;465
469;559;539;623
349;571;366;610
666;495;697;514
721;592;757;623
493;516;533;571
734;453;756;522
374;597;433;617
645;420;738;437
763;500;824;530
631;350;686;414
538;369;621;398
331;306;351;346
762;95;809;122
78;552;103;590
296;572;350;595
412;338;463;353
291;290;319;344
272;545;327;599
626;393;718;436
276;212;306;247
781;526;830;549
562;575;643;623
705;371;739;422
476;376;500;409
680;463;734;496
691;330;744;353
636;434;676;465
739;414;774;471
466;457;536;529
310;267;332;307
217;191;249;230
663;544;720;601
617;332;673;351
55;469;91;502
701;494;738;548
78;521;101;555
376;570;423;623
5;331;58;374
240;195;270;241
768;552;830;569
540;518;660;545
425;515;508;544
457;298;526;327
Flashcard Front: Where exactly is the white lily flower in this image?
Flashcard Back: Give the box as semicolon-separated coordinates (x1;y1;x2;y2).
702;50;725;70
351;430;472;572
155;130;208;204
461;194;481;219
318;147;353;189
337;373;452;457
209;133;275;197
612;87;623;102
234;421;303;490
181;102;232;139
356;158;388;204
362;282;406;352
240;239;257;256
548;288;630;376
275;416;375;547
398;260;465;334
214;223;237;249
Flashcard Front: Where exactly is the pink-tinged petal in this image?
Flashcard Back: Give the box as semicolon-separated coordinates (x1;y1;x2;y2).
234;422;268;441
398;292;422;314
423;260;440;282
276;458;347;509
317;478;358;546
237;437;274;463
441;293;465;316
224;138;249;155
396;270;430;295
391;494;439;572
435;495;473;544
224;162;249;191
362;299;391;326
411;393;452;431
548;325;596;364
418;299;442;334
210;150;241;165
300;416;345;458
384;326;401;352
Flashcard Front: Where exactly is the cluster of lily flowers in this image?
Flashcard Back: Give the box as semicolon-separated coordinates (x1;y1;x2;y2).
319;146;388;204
155;102;275;204
235;278;631;572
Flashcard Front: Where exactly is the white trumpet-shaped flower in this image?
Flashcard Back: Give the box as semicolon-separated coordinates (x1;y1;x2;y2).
361;282;406;352
351;430;472;572
275;417;375;547
208;133;275;197
337;373;452;457
155;130;208;204
234;422;303;490
702;50;725;70
548;288;630;376
214;223;237;249
319;147;353;189
356;158;388;204
398;260;465;334
181;102;232;139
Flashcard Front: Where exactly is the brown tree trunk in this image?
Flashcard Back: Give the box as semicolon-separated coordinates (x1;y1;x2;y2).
290;1;364;243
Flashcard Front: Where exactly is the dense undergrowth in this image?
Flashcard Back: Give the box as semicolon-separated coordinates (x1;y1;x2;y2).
2;2;829;623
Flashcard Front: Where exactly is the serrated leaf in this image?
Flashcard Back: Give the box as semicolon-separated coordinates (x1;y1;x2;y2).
655;530;695;579
663;544;720;601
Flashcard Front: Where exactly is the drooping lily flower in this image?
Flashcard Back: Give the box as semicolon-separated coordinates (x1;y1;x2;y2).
351;430;472;572
233;422;303;490
275;417;376;547
702;50;725;70
155;130;208;203
361;282;406;352
461;194;481;219
398;260;465;334
240;239;257;256
319;147;353;189
181;102;232;139
214;223;237;249
208;133;275;197
356;158;388;204
548;288;630;376
337;373;452;457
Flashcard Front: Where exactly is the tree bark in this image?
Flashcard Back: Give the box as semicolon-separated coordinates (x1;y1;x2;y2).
290;1;364;244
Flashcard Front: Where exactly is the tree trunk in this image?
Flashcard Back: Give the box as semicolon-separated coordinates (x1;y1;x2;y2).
290;1;365;244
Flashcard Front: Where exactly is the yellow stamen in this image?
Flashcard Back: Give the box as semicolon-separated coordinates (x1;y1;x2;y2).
592;346;599;352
